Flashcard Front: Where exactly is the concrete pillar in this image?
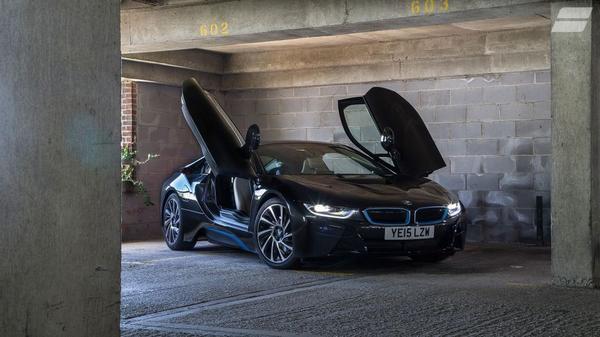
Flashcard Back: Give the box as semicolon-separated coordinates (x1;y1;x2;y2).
551;1;600;287
0;1;121;336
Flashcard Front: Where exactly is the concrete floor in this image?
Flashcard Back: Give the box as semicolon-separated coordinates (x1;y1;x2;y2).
121;241;600;337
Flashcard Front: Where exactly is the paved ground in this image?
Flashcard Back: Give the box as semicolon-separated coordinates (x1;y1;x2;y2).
121;241;600;337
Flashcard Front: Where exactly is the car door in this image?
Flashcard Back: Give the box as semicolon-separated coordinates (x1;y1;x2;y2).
181;78;255;178
338;87;445;178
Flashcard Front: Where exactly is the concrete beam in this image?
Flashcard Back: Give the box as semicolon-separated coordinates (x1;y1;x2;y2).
121;0;551;53
122;59;221;88
551;1;600;287
123;49;225;74
0;1;120;335
224;27;549;73
221;27;550;90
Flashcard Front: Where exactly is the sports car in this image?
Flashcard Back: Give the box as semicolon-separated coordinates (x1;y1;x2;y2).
160;78;467;268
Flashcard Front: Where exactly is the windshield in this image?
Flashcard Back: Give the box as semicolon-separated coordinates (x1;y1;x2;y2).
257;143;392;176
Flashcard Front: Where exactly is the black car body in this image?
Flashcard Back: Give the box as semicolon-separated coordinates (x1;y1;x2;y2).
160;78;467;268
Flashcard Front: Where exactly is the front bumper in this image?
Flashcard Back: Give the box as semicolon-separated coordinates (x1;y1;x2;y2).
294;207;467;258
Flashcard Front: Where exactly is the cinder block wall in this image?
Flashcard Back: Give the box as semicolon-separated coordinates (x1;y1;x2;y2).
224;70;551;243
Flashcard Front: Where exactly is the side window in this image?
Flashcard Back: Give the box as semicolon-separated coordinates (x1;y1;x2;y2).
342;103;386;155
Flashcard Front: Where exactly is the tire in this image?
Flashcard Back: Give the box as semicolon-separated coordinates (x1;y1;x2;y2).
254;197;299;269
410;252;451;263
162;193;195;251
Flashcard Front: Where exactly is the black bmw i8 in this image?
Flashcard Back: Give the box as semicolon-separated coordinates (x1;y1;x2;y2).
160;78;467;268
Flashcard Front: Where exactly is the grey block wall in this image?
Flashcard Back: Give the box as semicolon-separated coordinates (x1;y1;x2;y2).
225;70;551;243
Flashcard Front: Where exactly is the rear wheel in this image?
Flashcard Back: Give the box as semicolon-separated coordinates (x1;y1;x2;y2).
254;198;298;269
162;194;195;250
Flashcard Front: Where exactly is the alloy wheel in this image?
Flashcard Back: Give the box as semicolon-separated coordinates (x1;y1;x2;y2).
163;197;181;245
256;203;293;264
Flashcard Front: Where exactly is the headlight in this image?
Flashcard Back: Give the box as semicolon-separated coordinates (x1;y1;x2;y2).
303;203;358;219
447;202;461;217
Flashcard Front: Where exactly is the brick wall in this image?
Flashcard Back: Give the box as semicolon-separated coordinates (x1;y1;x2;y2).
121;81;136;147
121;82;202;241
224;70;551;243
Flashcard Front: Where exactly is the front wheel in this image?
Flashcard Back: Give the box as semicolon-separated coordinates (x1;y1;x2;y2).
254;198;299;269
162;194;195;251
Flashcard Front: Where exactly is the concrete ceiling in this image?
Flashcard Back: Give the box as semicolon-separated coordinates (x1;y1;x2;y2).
120;0;551;54
201;15;550;54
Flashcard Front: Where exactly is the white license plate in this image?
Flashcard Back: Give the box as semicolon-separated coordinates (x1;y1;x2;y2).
384;226;435;240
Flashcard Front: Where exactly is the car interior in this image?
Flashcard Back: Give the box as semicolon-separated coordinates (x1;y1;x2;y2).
201;154;338;221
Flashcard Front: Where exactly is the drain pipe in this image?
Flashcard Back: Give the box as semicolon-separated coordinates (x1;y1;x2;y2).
536;196;544;246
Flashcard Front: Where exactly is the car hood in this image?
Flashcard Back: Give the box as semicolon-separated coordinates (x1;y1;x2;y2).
267;174;455;208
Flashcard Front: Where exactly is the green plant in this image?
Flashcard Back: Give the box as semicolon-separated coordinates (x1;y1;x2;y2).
121;145;159;206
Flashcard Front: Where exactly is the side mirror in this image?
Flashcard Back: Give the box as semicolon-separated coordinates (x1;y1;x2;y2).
380;126;395;152
243;124;260;157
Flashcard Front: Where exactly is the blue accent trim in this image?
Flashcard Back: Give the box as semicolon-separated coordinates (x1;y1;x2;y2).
206;227;253;253
181;208;204;215
414;206;448;225
362;207;410;226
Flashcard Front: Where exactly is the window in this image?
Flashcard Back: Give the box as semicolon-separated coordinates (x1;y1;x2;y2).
257;143;392;176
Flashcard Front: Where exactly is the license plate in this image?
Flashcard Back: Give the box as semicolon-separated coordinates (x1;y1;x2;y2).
384;226;434;240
